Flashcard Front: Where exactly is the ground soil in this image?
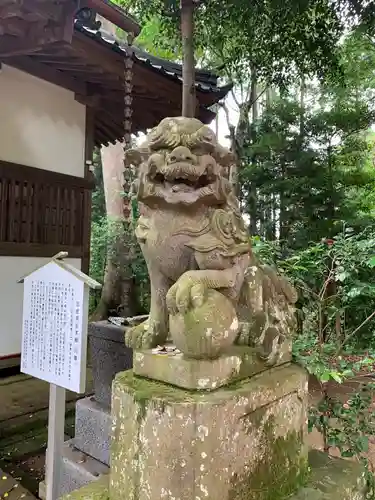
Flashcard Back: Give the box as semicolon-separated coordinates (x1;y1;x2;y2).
0;367;93;497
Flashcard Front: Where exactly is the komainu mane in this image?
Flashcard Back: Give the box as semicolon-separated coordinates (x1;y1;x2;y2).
124;117;297;365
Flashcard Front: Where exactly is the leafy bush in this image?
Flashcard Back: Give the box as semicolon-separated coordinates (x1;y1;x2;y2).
252;226;375;349
252;231;375;496
89;216;150;315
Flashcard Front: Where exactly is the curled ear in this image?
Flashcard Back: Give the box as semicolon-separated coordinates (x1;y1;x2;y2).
123;142;150;169
212;144;236;170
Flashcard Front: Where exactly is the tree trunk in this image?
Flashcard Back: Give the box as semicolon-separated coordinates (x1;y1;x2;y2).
251;66;259;123
264;86;275;240
266;87;272;110
279;157;288;241
249;65;258;235
91;141;137;321
181;0;196;117
299;75;305;142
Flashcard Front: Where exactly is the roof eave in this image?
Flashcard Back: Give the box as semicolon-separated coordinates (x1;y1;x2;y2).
85;0;141;36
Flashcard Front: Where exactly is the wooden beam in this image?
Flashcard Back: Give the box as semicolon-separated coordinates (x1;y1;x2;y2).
0;0;65;23
0;160;94;189
87;87;127;101
85;107;96;165
0;34;47;57
7;54;87;95
72;31;183;101
53;64;104;74
0;18;31;37
95;126;109;146
75;93;101;107
96;112;123;138
0;29;70;57
0;1;78;57
27;46;71;57
0;242;83;258
82;106;95;273
33;55;83;64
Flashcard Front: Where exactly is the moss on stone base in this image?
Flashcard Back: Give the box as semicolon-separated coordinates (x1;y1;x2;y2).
60;476;109;500
229;416;308;500
111;366;308;500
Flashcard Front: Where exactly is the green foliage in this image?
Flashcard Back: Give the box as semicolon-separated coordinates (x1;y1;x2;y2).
117;0;375;85
89;150;150;315
89;216;108;312
253;232;375;496
135;16;181;60
240;92;375;246
89;151;107;312
309;379;375;498
117;0;375;89
91;150;106;225
253;227;375;348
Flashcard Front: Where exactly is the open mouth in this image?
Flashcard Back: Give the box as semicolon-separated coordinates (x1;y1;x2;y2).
152;172;212;191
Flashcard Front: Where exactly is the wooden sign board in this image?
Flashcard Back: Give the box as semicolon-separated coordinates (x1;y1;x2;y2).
20;260;89;393
18;253;101;500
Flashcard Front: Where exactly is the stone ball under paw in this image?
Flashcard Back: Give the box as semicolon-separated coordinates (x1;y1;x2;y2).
169;289;239;359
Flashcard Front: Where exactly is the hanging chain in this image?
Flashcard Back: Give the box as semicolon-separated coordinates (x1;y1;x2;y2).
122;36;135;220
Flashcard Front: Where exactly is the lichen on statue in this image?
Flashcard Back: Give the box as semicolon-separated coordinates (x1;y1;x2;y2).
124;117;297;365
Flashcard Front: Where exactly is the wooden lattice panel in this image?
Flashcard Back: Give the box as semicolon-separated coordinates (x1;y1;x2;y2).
0;160;93;259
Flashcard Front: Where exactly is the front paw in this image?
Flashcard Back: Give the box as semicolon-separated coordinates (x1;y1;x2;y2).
124;319;167;349
257;327;284;366
167;277;206;315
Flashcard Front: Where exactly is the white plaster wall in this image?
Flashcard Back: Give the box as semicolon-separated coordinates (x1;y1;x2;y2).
0;64;86;177
0;257;82;358
0;65;87;360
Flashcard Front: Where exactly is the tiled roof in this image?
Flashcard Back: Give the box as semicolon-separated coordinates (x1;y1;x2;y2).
74;21;232;99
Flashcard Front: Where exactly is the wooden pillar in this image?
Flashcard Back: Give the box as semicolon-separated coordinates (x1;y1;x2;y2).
82;106;95;274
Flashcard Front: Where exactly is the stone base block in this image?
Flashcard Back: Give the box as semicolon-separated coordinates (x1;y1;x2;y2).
111;364;308;500
58;441;109;497
60;476;109;500
133;343;291;391
38;480;46;500
59;451;368;500
74;397;111;466
290;450;367;499
88;321;133;408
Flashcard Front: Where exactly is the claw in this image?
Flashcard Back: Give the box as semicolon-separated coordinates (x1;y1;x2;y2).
167;279;208;315
175;283;191;313
124;319;167;349
166;286;178;316
190;283;205;308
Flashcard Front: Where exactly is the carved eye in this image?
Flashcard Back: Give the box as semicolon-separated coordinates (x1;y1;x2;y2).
148;153;164;176
200;126;216;143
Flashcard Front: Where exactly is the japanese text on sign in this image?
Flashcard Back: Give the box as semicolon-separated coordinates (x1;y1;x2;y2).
21;262;85;393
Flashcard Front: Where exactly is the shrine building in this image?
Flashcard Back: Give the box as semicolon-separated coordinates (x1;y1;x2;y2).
0;0;230;366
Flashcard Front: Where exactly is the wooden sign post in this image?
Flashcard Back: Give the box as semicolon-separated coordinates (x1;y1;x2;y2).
18;252;101;500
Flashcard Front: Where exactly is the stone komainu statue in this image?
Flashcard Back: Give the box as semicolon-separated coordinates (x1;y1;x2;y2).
124;117;297;365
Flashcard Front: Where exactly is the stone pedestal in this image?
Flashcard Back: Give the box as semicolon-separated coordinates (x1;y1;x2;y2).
110;363;309;500
133;343;291;390
74;397;112;466
61;449;368;500
88;321;133;408
59;351;369;500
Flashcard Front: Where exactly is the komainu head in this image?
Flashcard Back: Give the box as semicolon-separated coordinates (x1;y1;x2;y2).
128;117;235;207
